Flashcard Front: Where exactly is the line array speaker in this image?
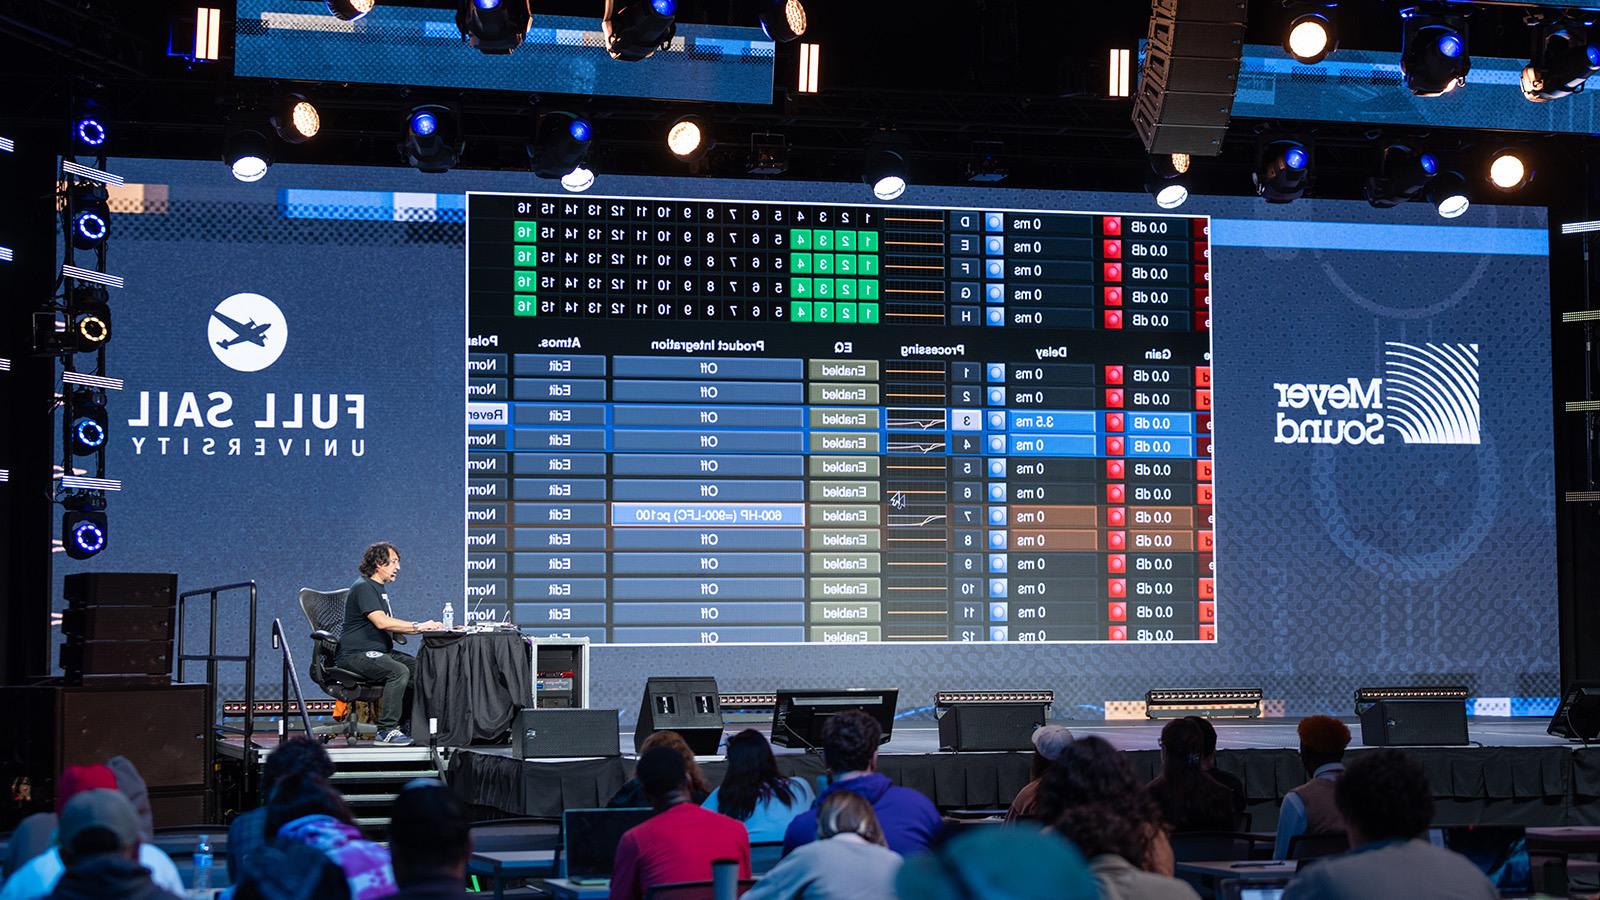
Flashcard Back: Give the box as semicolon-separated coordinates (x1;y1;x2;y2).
1132;0;1248;157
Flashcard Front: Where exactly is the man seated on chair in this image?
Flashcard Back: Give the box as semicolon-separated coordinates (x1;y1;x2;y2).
1274;715;1352;859
335;542;443;747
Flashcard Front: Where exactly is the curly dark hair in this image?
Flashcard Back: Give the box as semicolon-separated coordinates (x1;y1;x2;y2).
265;773;354;838
821;710;881;774
1035;736;1165;868
1335;749;1434;841
262;736;334;796
358;542;399;577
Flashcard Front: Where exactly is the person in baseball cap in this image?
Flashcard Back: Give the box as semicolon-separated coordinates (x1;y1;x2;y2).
43;789;181;900
1005;725;1074;822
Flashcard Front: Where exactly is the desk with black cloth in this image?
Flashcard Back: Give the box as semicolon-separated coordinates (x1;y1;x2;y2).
411;630;532;746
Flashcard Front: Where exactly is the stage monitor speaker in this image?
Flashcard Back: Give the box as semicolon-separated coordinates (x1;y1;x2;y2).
61;605;174;642
1132;0;1247;157
1548;682;1600;741
936;702;1046;752
511;708;621;759
634;676;723;755
63;572;178;608
1358;699;1469;746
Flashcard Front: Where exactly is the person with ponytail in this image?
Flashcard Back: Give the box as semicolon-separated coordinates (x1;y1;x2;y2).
1145;718;1244;833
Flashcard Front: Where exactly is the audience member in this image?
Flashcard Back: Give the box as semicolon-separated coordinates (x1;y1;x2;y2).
1283;750;1496;900
1;765;184;900
607;731;712;808
44;790;181;900
233;773;396;900
894;826;1097;900
1035;736;1191;896
1274;715;1352;859
703;729;815;843
105;757;155;841
1183;717;1247;811
610;746;751;900
744;792;901;900
229;737;336;881
1004;725;1073;822
3;815;58;881
389;779;470;899
781;710;942;857
1145;718;1244;832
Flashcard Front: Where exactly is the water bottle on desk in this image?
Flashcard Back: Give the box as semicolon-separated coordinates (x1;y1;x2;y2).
192;834;213;892
442;601;455;630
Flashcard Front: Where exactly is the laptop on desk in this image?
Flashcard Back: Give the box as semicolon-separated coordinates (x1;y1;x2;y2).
1219;880;1290;900
562;807;655;886
1429;825;1534;897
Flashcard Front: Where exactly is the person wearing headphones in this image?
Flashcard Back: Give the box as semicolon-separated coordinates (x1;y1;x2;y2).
743;792;901;900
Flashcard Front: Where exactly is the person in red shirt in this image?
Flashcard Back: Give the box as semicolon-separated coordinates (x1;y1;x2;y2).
610;746;751;900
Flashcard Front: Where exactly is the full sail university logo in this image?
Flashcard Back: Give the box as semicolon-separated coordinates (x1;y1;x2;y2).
208;292;287;372
1274;341;1480;446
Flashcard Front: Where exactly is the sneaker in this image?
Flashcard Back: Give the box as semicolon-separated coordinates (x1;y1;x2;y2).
375;728;413;746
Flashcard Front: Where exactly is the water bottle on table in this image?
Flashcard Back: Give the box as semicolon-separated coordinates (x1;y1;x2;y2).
442;601;454;630
191;834;213;892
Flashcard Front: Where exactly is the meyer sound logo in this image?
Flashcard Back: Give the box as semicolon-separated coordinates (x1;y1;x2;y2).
1274;341;1480;446
208;292;287;372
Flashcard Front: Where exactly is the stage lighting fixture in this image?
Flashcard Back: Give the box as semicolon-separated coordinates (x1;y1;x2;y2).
68;285;112;351
1285;11;1336;64
73;113;107;152
66;390;108;456
1146;687;1264;719
1522;24;1600;102
561;165;596;192
457;0;532;54
68;184;110;250
271;93;320;144
758;0;806;42
667;116;711;161
1488;149;1532;191
223;129;273;182
1147;153;1191;209
1429;170;1470;218
528;111;592;179
602;0;676;61
1363;144;1437;209
61;507;108;560
1400;12;1469;97
862;149;908;201
326;0;374;20
747;133;790;176
402;105;464;173
966;141;1009;183
1254;140;1309;203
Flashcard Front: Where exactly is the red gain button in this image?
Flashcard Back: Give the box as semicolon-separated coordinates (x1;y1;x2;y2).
1103;262;1123;281
1104;287;1123;307
1198;625;1215;641
1108;601;1127;622
1108;553;1126;573
1103;239;1122;259
1107;578;1126;598
1109;625;1128;641
1104;365;1124;385
1198;531;1214;552
1199;578;1215;600
1102;216;1122;235
1199;600;1215;622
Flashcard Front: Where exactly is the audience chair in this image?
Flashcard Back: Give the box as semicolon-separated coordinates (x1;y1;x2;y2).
1170;831;1272;862
1287;832;1349;860
749;841;785;875
644;880;756;899
298;587;387;744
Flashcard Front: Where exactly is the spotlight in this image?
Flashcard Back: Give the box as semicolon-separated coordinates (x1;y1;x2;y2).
1522;24;1600;102
68;285;111;351
73;113;107;152
457;0;532;54
667;116;711;161
1429;170;1470;218
1488;149;1532;191
1147;153;1190;209
1401;12;1469;97
223;129;273;183
61;507;108;560
69;184;110;250
326;0;375;20
758;0;806;43
965;141;1009;183
1363;144;1437;209
602;0;676;61
528;111;592;179
1285;12;1336;65
401;105;464;173
862;149;908;200
1254;140;1309;203
271;93;320;144
561;166;596;192
67;390;108;456
747;133;790;176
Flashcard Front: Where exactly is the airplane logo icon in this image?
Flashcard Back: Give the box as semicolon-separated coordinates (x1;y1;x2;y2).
208;293;287;372
212;311;272;350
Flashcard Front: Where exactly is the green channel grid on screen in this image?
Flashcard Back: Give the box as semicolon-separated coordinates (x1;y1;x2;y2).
790;227;879;325
513;219;537;317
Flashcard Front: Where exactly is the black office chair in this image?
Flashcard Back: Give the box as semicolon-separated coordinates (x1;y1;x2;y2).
1287;832;1349;860
1170;831;1273;862
298;587;387;745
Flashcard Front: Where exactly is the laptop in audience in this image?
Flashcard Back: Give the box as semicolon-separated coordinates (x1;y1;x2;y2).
1428;825;1533;897
1218;879;1290;900
561;807;656;886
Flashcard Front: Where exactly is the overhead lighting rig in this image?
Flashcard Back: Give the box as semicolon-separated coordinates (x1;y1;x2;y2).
1400;7;1470;97
1522;19;1600;102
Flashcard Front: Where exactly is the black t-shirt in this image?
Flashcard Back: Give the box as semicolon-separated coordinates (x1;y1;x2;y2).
339;577;393;657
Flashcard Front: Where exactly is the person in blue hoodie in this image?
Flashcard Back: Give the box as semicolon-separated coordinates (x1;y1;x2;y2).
781;710;942;857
